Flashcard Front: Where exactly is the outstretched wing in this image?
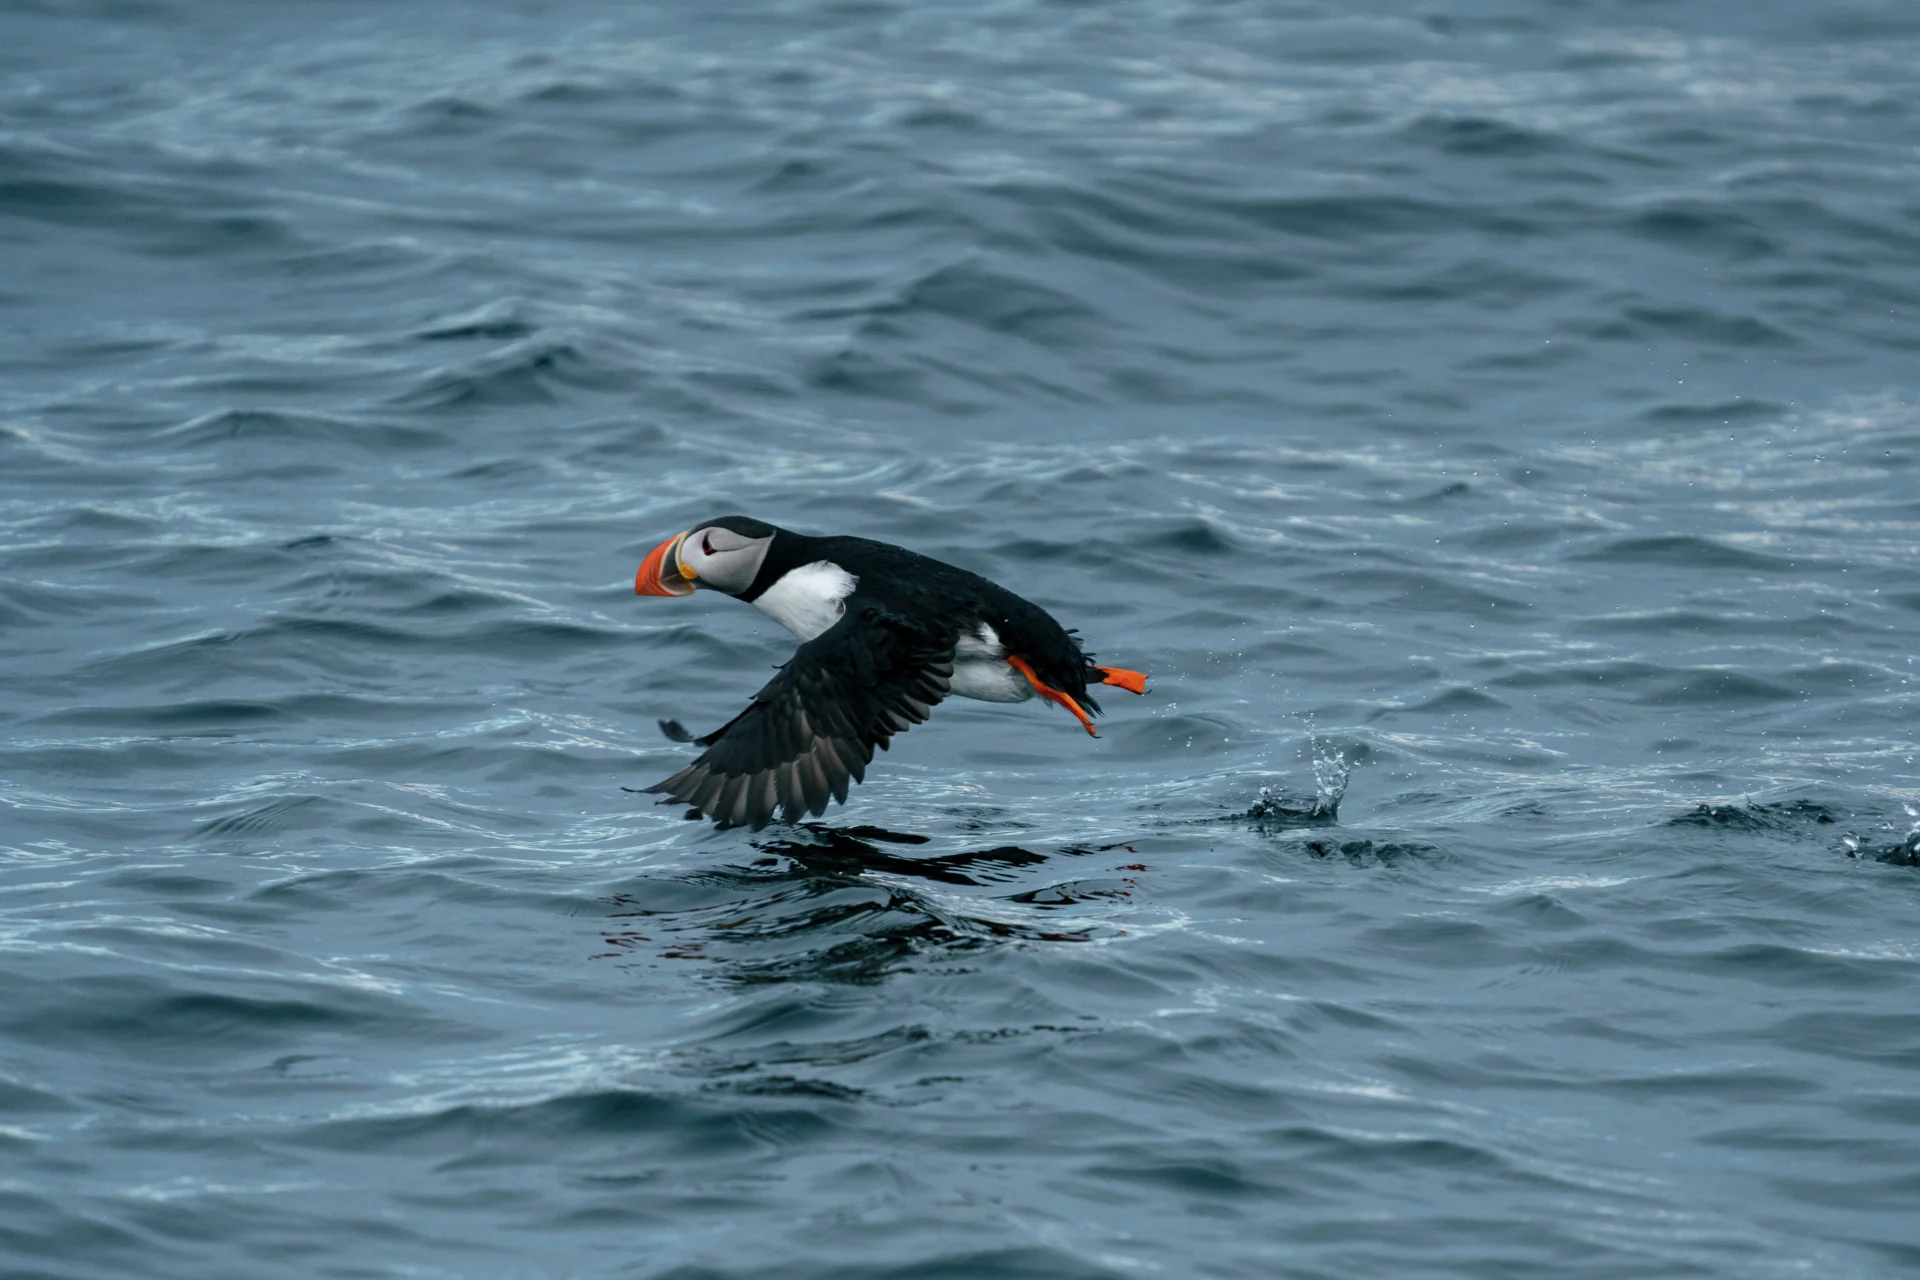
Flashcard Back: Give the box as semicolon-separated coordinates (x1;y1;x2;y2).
645;603;955;830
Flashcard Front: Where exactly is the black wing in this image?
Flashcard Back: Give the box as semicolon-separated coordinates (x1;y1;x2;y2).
645;603;955;830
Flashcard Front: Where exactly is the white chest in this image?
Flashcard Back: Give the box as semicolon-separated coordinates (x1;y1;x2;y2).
753;560;857;641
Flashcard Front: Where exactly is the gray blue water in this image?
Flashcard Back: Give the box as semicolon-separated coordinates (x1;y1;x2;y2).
4;2;1919;1276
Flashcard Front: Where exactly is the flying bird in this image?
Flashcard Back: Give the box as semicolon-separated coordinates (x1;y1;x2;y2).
634;516;1148;830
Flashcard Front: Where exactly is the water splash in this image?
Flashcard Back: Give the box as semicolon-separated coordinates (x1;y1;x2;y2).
1244;738;1357;830
1246;785;1325;828
1310;737;1354;820
1843;802;1920;867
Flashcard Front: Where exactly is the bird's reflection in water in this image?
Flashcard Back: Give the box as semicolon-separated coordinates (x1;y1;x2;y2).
599;822;1119;981
749;822;1055;887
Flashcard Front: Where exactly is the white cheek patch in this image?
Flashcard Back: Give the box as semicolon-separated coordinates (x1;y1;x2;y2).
752;561;858;641
686;534;769;595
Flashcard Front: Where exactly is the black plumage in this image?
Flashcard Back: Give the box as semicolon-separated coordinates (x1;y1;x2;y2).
640;518;1134;831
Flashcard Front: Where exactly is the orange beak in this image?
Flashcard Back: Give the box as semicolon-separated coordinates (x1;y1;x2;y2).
635;532;696;597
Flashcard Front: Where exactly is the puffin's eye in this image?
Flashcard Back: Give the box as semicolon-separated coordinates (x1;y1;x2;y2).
702;533;716;556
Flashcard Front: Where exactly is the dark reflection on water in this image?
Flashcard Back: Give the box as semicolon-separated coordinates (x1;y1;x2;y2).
4;0;1920;1276
756;823;1050;887
596;824;1118;985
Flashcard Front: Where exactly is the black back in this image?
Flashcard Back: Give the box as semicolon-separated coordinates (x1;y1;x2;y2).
743;528;1099;711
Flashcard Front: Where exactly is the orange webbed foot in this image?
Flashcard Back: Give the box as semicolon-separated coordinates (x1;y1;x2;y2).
1007;655;1098;737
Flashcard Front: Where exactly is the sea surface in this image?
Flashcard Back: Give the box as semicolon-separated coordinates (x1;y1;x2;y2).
3;2;1919;1277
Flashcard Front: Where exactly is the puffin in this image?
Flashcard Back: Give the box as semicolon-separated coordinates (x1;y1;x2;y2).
634;516;1148;830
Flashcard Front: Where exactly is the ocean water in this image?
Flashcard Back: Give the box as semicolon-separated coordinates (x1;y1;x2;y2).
3;1;1919;1276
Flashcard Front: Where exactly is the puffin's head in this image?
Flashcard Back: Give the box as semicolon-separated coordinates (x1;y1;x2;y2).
636;515;779;599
